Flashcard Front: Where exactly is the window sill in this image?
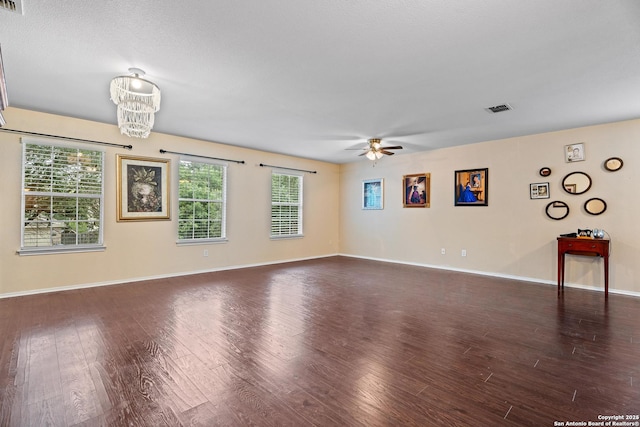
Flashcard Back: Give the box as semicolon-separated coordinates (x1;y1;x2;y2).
176;238;228;246
17;245;106;256
270;234;304;240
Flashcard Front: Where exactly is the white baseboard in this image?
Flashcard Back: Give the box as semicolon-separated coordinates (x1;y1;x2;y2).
4;253;637;300
338;253;640;299
0;253;340;299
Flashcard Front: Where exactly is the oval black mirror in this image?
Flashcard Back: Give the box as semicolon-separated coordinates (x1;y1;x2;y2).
604;157;623;172
562;172;591;195
546;201;569;220
584;198;607;215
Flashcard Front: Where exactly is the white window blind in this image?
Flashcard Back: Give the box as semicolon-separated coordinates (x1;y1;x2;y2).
178;159;227;241
271;172;303;237
21;141;104;252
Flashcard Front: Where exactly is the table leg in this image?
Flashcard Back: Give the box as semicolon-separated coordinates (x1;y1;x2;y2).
604;255;609;299
557;252;564;295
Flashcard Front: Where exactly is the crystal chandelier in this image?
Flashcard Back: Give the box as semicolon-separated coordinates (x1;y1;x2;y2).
110;68;161;138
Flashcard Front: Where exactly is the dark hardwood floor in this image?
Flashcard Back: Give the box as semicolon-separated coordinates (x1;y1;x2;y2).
1;256;639;426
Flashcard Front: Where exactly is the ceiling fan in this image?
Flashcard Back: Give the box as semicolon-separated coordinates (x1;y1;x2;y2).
351;138;403;160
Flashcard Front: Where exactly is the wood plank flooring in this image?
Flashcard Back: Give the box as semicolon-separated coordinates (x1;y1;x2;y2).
1;256;639;426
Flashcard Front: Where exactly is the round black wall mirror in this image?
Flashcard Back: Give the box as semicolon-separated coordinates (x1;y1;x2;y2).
546;201;569;220
562;171;592;195
604;157;623;172
584;198;607;215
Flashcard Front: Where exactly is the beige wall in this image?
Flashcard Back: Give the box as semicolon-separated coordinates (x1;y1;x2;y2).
339;119;640;295
0;108;340;296
2;108;639;298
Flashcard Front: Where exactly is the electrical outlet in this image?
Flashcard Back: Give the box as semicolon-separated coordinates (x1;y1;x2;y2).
441;248;446;255
203;249;209;257
461;249;467;257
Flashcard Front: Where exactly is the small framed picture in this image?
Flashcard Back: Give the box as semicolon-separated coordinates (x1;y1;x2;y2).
565;143;585;162
403;173;430;208
454;168;488;206
530;182;550;199
362;178;384;210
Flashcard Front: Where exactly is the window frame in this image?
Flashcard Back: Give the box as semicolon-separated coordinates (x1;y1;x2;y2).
19;138;105;255
176;157;228;244
270;170;303;239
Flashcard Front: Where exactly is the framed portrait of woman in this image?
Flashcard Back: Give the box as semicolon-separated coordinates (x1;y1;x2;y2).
454;168;488;206
403;173;430;208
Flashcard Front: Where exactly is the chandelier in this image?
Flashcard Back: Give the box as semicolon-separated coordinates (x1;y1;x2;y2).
110;68;161;138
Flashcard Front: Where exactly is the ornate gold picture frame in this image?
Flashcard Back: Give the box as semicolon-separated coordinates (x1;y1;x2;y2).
403;173;430;208
116;155;170;221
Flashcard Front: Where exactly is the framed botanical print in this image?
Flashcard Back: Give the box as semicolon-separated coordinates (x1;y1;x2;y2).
362;178;384;209
116;155;170;221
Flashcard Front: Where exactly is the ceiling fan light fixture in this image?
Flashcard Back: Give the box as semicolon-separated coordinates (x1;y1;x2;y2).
369;138;381;150
351;137;403;161
110;68;161;138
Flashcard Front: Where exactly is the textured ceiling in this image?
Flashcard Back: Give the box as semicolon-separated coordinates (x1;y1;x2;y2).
1;1;640;163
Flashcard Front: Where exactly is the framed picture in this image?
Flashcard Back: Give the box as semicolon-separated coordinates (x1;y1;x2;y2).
403;173;430;208
117;155;170;221
362;178;384;210
454;168;488;206
565;143;585;162
530;182;550;199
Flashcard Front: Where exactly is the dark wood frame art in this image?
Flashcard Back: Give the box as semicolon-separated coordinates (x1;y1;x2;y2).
454;168;488;206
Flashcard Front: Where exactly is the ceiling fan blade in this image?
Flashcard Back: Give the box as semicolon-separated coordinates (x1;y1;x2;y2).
379;128;430;139
345;147;367;151
381;145;403;150
312;135;364;142
380;150;395;156
358;151;368;156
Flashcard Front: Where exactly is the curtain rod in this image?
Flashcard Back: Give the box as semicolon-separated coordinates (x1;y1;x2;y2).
0;128;133;150
159;149;245;164
259;163;317;174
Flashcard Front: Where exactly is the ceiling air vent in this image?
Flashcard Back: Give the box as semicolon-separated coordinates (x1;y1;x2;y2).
0;0;23;14
485;104;512;113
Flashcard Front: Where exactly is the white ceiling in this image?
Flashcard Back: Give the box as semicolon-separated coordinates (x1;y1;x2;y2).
1;1;640;163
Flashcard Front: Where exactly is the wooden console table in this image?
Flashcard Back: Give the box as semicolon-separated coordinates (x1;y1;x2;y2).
557;237;610;298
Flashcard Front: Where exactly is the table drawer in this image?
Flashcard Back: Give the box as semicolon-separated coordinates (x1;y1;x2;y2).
558;238;608;257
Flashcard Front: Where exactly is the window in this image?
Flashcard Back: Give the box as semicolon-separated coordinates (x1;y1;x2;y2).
178;159;227;241
20;140;104;253
271;172;303;237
